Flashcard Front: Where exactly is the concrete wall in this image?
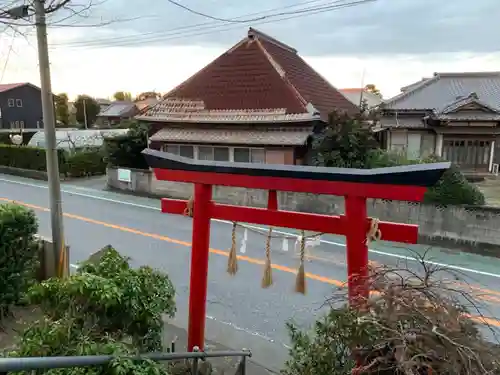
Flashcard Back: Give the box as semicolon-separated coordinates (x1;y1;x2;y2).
106;167;500;254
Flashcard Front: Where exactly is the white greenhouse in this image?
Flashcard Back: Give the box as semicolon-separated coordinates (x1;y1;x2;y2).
28;129;129;152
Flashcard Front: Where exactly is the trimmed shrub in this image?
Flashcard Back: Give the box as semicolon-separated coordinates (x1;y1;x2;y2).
9;246;176;374
0;203;39;321
64;149;106;177
0;144;66;172
25;246;175;347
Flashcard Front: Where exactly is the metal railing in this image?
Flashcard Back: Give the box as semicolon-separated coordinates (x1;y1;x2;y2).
0;348;252;375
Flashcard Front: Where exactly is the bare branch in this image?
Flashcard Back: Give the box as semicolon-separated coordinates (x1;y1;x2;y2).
323;251;500;374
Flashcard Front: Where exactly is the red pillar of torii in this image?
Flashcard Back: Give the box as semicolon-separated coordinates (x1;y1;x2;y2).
142;149;450;352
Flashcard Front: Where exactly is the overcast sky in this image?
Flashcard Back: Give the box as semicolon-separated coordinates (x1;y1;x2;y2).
48;0;498;55
1;0;498;99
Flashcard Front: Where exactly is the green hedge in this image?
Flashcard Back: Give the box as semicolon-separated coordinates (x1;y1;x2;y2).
0;203;39;321
64;149;106;177
0;145;107;178
0;144;66;171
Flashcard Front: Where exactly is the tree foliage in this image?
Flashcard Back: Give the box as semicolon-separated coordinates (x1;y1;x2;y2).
283;258;500;375
74;95;100;127
54;93;70;126
9;246;176;375
113;91;132;101
135;91;161;101
312;111;485;206
312;111;379;168
104;121;149;169
0;203;39;322
364;83;382;97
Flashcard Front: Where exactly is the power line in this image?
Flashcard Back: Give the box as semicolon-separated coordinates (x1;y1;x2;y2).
49;0;339;46
0;32;15;82
50;0;376;50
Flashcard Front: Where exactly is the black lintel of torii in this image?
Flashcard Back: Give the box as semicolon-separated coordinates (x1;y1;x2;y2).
142;148;450;188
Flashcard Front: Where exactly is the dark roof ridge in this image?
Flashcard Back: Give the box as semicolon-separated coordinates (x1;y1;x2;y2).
434;71;500;78
383;76;439;107
248;27;297;54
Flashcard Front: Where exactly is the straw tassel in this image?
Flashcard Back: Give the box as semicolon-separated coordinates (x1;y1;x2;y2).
261;227;273;288
295;230;306;294
366;218;382;244
183;196;194;217
227;222;238;275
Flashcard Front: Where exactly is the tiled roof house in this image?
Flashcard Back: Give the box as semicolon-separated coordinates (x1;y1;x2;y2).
137;27;357;165
97;101;139;127
340;88;383;109
380;71;500;173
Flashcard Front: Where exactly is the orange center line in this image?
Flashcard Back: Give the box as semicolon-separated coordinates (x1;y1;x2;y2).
2;198;499;327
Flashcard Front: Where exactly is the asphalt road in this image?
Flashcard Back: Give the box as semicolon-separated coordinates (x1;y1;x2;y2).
1;174;500;372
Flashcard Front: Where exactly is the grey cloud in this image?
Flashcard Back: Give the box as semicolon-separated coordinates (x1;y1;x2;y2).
54;0;499;56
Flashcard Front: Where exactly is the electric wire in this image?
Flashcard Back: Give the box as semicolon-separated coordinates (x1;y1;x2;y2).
49;0;352;47
49;0;376;49
0;31;15;83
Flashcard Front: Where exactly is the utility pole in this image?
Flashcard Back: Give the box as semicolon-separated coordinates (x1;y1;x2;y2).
83;99;88;129
35;0;67;276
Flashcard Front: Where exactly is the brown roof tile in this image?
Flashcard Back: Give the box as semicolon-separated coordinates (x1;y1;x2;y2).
150;127;311;146
150;28;356;122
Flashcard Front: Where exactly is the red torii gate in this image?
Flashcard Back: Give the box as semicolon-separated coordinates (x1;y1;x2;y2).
142;149;450;352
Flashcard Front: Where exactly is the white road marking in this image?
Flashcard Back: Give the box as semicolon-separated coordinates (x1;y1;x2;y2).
2;176;500;279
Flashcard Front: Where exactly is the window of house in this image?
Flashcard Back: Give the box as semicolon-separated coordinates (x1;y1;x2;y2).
198;146;213;160
234;147;265;163
8;99;14;107
19;120;24;129
16;99;22;107
390;131;407;154
213;147;229;161
196;146;230;161
162;144;194;158
406;133;422;160
179;145;194;158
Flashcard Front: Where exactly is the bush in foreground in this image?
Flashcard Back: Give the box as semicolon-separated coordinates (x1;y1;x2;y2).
9;246;176;374
282;257;500;375
0;203;39;322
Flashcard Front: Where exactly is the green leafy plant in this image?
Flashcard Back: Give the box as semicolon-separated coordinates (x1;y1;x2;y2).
27;246;176;352
283;308;366;375
11;316;170;375
312;111;379;168
64;149;107;177
0;203;39;322
0;144;66;172
103;122;149;169
55;93;70;126
9;246;176;374
74;95;101;126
